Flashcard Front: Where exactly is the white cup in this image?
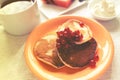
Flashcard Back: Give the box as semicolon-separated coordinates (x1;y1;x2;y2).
0;0;40;35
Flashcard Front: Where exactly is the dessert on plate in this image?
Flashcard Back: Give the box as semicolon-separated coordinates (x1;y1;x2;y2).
34;19;99;69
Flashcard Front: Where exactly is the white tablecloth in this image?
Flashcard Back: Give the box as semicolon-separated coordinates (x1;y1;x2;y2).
0;1;120;80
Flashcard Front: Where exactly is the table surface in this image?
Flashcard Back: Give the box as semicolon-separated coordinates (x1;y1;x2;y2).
0;1;120;80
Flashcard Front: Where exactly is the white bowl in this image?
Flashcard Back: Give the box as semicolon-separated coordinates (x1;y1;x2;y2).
88;0;120;21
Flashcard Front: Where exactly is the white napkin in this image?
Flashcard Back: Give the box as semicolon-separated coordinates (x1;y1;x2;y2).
37;0;87;19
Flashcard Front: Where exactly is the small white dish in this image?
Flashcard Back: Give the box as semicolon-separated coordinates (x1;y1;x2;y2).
37;0;87;19
88;0;120;21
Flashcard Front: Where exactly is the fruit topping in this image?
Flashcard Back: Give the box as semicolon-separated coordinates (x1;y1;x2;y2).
79;21;85;27
89;53;99;68
89;59;96;68
57;19;92;45
56;27;83;52
94;53;99;62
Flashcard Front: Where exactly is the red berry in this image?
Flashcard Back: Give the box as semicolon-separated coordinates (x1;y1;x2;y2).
56;39;60;43
80;34;83;41
79;22;84;27
74;35;80;41
74;30;80;35
65;44;71;49
56;42;61;48
57;31;64;38
61;39;66;45
63;31;68;37
64;27;70;32
94;54;99;62
56;27;83;52
89;59;96;68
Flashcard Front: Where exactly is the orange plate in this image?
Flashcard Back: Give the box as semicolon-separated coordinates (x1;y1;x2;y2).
24;16;114;80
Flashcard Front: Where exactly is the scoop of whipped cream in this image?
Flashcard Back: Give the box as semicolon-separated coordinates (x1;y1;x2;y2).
93;0;116;17
57;19;92;44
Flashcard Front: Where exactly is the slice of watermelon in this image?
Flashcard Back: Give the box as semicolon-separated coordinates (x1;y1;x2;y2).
53;0;73;8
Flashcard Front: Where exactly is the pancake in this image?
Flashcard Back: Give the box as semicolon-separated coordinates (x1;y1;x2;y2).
56;19;98;68
57;38;97;68
34;35;64;68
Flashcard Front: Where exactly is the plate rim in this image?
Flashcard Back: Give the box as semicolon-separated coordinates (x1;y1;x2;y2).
24;15;114;80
